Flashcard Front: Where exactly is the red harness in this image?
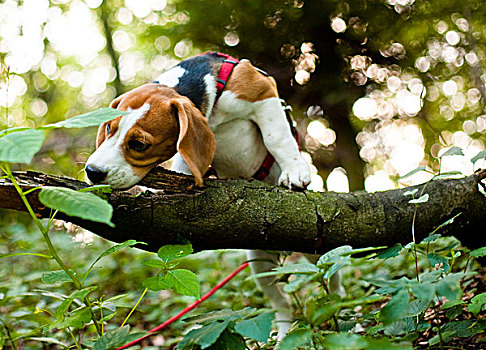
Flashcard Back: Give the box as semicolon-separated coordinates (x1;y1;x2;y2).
203;52;300;181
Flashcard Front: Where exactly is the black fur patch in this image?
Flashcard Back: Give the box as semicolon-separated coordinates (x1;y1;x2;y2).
171;54;225;112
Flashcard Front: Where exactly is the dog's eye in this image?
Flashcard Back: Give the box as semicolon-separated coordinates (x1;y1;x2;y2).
106;123;111;134
128;139;150;152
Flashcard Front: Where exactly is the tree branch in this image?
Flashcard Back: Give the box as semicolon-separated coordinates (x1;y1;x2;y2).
1;168;485;254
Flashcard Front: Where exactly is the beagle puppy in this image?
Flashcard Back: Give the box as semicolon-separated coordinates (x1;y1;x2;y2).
85;53;310;190
85;52;312;339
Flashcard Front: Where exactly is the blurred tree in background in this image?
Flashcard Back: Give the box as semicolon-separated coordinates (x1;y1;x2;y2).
1;0;485;192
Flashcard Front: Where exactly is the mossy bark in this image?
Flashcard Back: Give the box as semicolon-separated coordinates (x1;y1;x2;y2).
0;168;485;254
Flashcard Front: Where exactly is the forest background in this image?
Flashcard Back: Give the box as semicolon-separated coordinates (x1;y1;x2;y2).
0;0;485;349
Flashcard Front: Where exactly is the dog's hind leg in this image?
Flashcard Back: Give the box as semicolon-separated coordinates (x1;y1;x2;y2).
246;250;293;340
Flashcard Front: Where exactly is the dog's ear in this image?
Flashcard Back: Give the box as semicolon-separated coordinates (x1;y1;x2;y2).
110;96;122;109
171;98;215;186
96;122;107;148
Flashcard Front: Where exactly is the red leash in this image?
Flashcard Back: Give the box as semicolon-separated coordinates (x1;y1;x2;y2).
115;262;250;349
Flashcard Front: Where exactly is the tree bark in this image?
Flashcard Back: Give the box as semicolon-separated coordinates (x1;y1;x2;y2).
0;168;485;254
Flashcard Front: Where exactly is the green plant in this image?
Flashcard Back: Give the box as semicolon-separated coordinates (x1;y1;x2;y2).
0;104;203;349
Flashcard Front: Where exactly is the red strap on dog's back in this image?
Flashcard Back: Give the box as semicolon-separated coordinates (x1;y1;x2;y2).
200;52;239;101
201;52;300;182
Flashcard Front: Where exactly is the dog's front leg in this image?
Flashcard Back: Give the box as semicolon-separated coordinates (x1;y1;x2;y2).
251;98;311;189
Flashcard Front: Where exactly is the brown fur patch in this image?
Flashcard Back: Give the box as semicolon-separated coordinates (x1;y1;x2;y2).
225;60;279;102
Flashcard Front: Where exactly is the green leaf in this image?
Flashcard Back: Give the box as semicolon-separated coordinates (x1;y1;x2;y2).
471;149;486;163
317;245;353;267
376;244;403;260
178;320;230;349
93;325;146;350
467;293;486;315
366;337;413;350
436;275;462;301
143;259;167;268
470;246;486;258
0;129;45;163
251;263;319;280
39;187;114;227
276;328;313;350
85;240;143;281
41;270;76;284
432;171;464;180
207;330;246;350
421;233;441;244
157;243;194;263
51;307;92;330
441;146;464;157
430;213;462;235
143;274;173;291
410;282;435;305
165;269;200;298
41;108;128;130
429;320;480;346
409;193;429;204
380;290;410;325
27;337;68;348
427;253;450;272
398;166;428;181
234;311;274;343
56;286;97;318
184;308;254;325
322;333;368;350
403;188;418;197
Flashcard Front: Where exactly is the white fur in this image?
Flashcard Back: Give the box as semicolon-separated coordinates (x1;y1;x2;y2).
85;104;150;189
203;73;217;119
155;66;186;87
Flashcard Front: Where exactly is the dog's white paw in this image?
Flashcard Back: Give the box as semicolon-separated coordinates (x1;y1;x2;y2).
278;158;311;189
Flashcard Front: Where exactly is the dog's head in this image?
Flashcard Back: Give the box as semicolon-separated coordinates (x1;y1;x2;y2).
85;84;215;189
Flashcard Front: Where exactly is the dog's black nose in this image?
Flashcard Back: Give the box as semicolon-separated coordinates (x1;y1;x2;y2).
85;164;107;184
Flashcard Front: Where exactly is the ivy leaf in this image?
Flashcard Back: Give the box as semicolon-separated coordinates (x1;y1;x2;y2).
234;311;274;343
157;243;193;263
41;108;128;130
0;129;45;164
39;187;114;227
177;320;230;349
380;290;410;325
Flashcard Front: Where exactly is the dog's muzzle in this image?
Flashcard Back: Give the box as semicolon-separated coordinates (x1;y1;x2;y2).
85;164;107;184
